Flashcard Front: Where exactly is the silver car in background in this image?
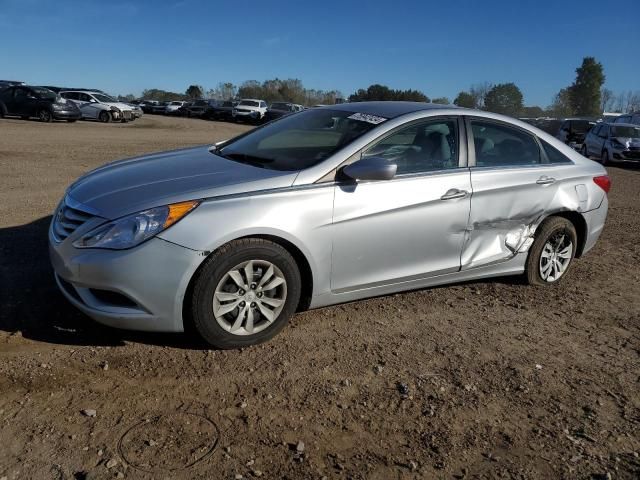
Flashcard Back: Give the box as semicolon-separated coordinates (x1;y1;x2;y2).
49;102;610;348
582;122;640;164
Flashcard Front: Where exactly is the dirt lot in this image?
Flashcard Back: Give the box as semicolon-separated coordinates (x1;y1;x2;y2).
0;115;638;480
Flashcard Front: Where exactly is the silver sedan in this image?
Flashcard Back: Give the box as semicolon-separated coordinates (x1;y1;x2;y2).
49;102;610;348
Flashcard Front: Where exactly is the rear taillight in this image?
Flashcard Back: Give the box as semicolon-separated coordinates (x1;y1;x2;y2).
593;175;611;194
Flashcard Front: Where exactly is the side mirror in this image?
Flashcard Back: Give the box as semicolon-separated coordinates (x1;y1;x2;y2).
342;156;397;181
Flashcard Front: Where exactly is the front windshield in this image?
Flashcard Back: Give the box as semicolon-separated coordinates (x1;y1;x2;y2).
32;87;56;100
612;125;640;138
239;100;259;107
571;121;593;133
93;93;117;103
218;108;387;171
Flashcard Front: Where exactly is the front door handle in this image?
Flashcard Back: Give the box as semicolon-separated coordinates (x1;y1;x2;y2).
536;176;556;185
441;188;469;200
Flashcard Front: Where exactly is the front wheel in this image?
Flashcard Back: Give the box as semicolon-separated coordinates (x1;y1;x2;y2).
38;109;53;122
581;144;588;157
98;111;111;123
526;217;577;286
190;238;301;349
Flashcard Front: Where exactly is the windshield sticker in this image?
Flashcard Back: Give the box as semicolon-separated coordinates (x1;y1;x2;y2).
348;113;387;124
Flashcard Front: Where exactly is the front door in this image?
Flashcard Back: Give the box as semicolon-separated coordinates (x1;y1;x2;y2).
331;117;471;292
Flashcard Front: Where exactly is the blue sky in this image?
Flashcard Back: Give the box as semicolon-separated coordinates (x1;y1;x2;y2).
1;0;638;106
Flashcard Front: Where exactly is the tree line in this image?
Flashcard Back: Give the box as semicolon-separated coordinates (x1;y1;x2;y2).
116;57;638;117
117;78;343;106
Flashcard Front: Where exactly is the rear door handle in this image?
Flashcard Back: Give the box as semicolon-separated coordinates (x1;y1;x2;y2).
536;176;556;185
441;188;469;200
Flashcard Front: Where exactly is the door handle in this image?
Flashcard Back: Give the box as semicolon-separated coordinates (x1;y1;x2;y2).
440;188;468;200
536;176;556;185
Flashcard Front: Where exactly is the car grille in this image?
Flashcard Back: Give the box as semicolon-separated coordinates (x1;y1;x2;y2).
52;201;95;241
123;111;132;120
235;108;251;113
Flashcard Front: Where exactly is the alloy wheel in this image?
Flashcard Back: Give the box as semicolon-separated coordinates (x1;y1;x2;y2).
212;260;287;335
539;233;573;282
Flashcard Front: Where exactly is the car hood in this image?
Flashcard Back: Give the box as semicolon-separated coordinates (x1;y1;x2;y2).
103;102;133;110
66;145;299;219
614;136;640;147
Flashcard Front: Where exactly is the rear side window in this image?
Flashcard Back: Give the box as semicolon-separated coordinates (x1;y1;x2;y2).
540;140;573;164
471;120;541;167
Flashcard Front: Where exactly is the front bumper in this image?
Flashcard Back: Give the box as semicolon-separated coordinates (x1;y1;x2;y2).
612;149;640;162
52;109;82;120
49;230;205;332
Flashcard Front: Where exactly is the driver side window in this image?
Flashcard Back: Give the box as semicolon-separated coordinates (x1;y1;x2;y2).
362;118;459;175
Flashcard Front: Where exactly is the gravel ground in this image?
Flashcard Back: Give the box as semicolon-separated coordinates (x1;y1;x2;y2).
0;115;638;479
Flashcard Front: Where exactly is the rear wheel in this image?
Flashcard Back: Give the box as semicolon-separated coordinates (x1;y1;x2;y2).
98;111;111;123
526;217;577;286
191;238;301;349
38;109;52;122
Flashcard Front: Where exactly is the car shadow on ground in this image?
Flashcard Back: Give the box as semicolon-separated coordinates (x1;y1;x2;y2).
0;216;204;350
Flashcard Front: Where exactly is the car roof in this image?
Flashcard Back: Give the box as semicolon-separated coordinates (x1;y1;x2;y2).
320;101;457;119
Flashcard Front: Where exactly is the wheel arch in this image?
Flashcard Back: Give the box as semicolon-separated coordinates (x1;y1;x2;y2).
541;210;588;258
181;233;315;334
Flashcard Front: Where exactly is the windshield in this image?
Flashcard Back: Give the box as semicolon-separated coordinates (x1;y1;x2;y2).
218;109;387;171
239;100;259;107
93;93;117;103
270;103;292;110
571;120;593;133
32;87;57;100
612;125;640;138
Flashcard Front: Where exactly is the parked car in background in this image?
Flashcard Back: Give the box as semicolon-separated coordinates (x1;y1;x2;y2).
204;100;237;121
232;99;268;123
582;122;640;164
49;102;609;348
184;99;212;118
139;100;160;114
0;85;81;122
60;90;135;122
613;113;640;126
556;118;595;150
165;101;187;115
0;80;25;89
264;102;299;121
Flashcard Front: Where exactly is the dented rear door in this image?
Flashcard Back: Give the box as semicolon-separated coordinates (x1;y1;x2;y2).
462;117;562;269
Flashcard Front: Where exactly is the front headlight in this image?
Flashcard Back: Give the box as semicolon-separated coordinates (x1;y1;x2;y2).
73;200;199;250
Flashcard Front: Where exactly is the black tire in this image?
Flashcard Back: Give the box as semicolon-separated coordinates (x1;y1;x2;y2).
67;119;77;123
526;216;577;286
38;109;52;122
190;238;301;349
600;149;609;166
581;144;588;157
98;111;111;123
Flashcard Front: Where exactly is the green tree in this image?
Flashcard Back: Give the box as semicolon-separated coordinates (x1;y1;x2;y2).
521;106;545;118
569;57;605;116
453;91;475;108
348;84;428;102
185;84;204;99
548;88;573;117
484;83;524;116
141;88;185;102
431;97;450;105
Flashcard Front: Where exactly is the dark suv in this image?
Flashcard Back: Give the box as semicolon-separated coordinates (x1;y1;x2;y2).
204;100;237;121
555;119;595;150
0;85;81;122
